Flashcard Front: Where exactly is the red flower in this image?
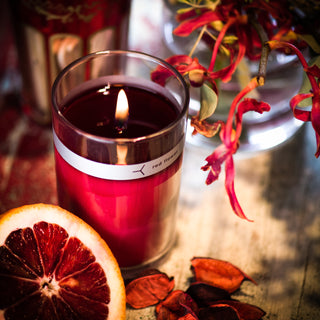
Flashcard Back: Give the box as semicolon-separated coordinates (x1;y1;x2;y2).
153;1;320;220
151;55;207;87
269;40;320;157
201;79;270;221
174;10;224;37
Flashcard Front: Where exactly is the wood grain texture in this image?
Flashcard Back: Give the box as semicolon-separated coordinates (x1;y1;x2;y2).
126;125;320;320
0;99;319;320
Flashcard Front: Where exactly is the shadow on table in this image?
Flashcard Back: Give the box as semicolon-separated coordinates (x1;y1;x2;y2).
260;124;320;316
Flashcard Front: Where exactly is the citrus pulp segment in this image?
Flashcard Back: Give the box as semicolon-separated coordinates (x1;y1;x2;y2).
0;203;126;320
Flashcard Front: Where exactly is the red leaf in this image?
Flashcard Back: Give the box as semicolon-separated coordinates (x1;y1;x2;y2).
311;95;320;157
289;93;312;121
198;304;240;320
179;314;199;320
173;10;223;37
306;64;320;78
191;117;223;138
236;98;271;123
211;24;247;83
175;8;198;23
151;55;206;86
211;300;266;320
186;282;231;307
126;269;174;309
191;257;257;293
201;143;229;184
151;66;174;86
156;290;199;320
224;155;253;221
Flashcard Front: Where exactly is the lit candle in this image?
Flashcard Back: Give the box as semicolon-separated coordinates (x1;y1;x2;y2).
52;51;189;269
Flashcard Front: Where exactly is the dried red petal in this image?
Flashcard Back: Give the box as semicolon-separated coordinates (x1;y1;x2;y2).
186;282;230;307
173;10;223;37
191;258;257;293
211;300;266;320
156;290;198;320
179;314;199;320
290;93;312;121
175;7;198;23
126;269;174;309
201;143;229;185
198;304;240;320
306;64;320;78
191;117;223;138
151;55;206;86
224;155;249;221
236;98;271;124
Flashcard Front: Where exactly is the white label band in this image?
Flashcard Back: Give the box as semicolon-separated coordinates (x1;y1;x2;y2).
53;130;184;180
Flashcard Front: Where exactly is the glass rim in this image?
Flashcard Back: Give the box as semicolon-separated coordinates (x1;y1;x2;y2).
51;49;189;144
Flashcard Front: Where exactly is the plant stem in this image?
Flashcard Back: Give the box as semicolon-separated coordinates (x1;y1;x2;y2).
208;17;236;72
189;25;207;57
248;10;270;85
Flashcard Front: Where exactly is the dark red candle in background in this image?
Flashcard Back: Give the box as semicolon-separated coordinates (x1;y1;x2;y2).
9;0;131;124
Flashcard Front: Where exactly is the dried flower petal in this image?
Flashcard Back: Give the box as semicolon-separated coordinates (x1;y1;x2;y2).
201;143;229;184
151;55;206;86
306;64;320;78
236;98;271;125
290;93;312;121
191;117;223;138
126;269;174;309
174;10;223;37
210;300;266;320
198;304;240;320
156;290;198;320
191;257;257;293
186;282;231;307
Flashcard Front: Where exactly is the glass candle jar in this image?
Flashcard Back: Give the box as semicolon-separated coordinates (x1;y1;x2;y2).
51;50;189;270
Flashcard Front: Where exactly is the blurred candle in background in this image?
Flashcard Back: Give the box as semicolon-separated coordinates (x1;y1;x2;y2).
8;0;131;124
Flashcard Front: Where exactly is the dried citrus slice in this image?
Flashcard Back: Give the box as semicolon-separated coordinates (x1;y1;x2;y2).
0;203;126;320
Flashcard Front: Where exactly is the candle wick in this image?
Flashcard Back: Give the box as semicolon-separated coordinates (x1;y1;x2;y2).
115;119;127;135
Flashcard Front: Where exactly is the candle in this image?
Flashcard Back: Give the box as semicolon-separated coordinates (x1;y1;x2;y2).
9;0;131;124
52;51;189;270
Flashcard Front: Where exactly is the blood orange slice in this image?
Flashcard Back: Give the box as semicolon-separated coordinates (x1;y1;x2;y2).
0;203;126;320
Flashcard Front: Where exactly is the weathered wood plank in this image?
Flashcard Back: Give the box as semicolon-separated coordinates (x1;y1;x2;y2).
126;125;320;319
0;102;319;320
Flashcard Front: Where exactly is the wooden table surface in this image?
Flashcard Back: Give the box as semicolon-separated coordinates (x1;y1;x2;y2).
1;0;320;319
1;90;320;320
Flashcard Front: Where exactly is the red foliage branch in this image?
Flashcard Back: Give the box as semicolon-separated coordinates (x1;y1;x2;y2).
152;0;320;221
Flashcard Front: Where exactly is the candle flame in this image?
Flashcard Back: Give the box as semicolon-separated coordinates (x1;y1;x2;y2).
115;89;129;122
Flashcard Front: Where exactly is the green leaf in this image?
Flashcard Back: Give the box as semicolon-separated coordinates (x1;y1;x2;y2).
298;55;320;107
177;7;194;15
222;35;238;45
199;83;218;121
205;0;221;11
298;34;320;54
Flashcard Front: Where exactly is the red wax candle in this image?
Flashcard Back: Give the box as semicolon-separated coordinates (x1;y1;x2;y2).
9;0;131;124
52;51;189;270
54;84;182;267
